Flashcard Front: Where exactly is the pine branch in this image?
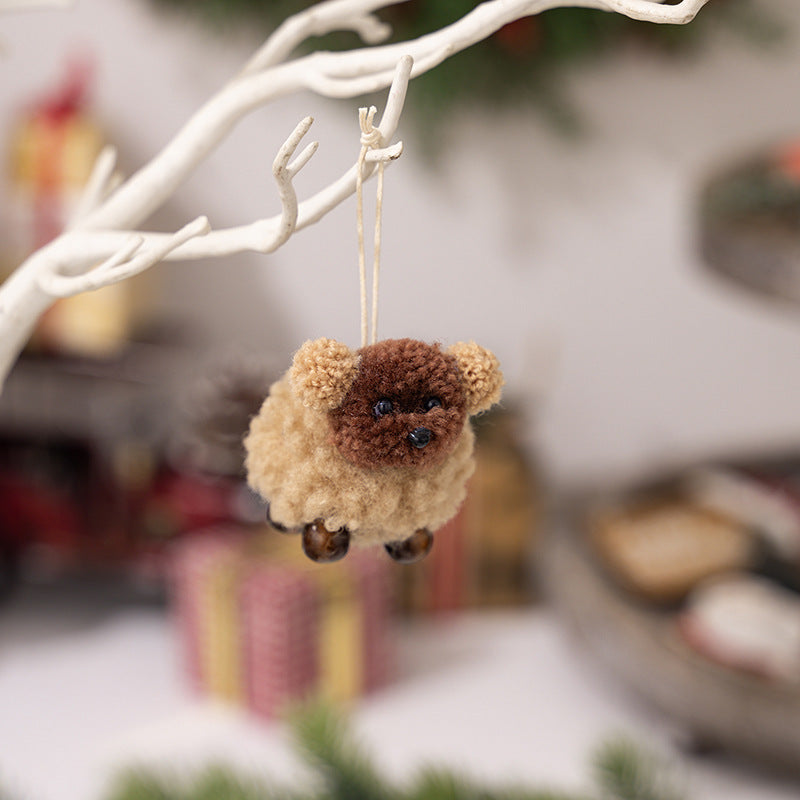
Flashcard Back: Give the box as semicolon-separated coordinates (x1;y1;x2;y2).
105;769;180;800
289;703;396;800
409;768;593;800
491;790;596;800
593;740;686;800
106;764;312;800
97;711;687;800
189;766;271;800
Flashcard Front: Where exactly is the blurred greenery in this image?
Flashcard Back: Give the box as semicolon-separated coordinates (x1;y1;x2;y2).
97;704;687;800
594;738;685;800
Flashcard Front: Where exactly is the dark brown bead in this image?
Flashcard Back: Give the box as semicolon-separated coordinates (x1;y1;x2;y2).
302;520;350;563
384;528;434;564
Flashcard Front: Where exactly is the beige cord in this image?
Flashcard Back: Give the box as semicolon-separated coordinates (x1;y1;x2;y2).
356;105;385;348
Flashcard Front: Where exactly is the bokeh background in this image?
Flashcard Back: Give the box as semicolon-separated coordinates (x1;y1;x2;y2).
2;1;800;799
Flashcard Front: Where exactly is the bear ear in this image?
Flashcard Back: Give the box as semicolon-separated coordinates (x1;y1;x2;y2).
290;338;360;411
448;341;504;415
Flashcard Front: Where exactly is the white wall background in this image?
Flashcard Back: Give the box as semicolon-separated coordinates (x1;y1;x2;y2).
2;0;800;487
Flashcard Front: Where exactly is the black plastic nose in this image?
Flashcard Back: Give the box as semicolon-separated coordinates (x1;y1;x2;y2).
408;427;432;449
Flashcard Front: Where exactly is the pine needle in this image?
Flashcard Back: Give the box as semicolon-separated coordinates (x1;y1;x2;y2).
190;766;270;800
593;739;685;800
410;766;597;800
289;703;394;800
104;768;180;800
407;768;483;800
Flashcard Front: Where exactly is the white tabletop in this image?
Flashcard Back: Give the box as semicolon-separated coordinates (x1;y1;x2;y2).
0;579;797;800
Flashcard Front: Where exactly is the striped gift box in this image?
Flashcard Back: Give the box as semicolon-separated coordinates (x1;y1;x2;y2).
240;565;318;717
169;527;395;718
170;530;247;695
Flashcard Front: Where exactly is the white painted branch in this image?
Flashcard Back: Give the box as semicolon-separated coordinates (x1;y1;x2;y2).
67;145;120;229
241;0;394;75
55;142;405;263
268;115;319;251
0;265;58;388
81;0;709;233
0;0;712;391
37;217;211;298
0;0;72;9
293;0;709;86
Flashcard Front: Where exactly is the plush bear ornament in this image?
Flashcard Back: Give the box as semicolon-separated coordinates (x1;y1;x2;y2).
244;337;503;564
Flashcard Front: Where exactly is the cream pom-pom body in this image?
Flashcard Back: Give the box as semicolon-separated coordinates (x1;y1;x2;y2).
244;372;476;544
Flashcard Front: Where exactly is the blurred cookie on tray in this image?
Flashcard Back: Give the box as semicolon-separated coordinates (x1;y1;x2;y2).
678;574;800;684
589;500;755;604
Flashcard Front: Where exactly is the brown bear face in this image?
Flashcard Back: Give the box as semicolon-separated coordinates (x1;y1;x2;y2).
329;339;468;471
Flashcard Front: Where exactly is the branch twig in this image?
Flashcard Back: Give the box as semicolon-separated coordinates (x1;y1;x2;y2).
0;0;72;9
37;217;211;298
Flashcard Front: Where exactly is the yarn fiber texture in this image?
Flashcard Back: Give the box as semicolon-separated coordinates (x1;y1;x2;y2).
330;339;467;471
449;341;504;414
289;337;360;412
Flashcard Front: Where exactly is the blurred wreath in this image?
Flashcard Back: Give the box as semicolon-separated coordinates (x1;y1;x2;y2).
147;0;777;131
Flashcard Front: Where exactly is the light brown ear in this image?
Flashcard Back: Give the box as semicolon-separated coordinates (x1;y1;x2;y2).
290;338;360;412
448;341;504;415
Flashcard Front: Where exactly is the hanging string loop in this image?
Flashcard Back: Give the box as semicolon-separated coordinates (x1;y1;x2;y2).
356;104;399;348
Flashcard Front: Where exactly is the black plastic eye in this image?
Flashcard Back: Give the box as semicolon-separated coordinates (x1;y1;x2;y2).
373;398;394;418
423;397;442;412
